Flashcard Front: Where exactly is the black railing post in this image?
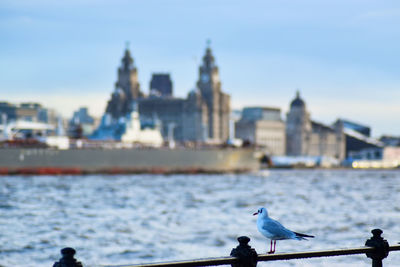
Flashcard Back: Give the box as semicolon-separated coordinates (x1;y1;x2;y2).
53;247;83;267
230;236;258;267
365;229;389;267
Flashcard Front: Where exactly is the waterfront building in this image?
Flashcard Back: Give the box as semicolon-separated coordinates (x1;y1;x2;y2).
0;101;62;141
285;91;345;160
195;46;230;142
312;119;398;167
94;43;230;144
149;73;173;98
0;101;58;126
139;44;229;143
333;119;383;159
235;107;286;155
70;107;95;125
0;102;17;123
105;48;143;120
139;97;186;141
69;107;96;137
348;146;400;168
335;118;371;137
138;90;209;142
16;103;41;121
380;135;400;146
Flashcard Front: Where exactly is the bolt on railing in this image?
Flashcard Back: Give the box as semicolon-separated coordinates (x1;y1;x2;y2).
53;229;400;267
53;247;83;267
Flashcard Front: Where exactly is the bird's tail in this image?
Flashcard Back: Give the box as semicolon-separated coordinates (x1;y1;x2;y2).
294;232;315;240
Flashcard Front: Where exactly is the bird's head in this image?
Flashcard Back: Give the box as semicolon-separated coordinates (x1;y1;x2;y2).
253;207;268;217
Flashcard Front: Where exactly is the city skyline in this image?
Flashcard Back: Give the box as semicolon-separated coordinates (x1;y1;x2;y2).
1;0;399;137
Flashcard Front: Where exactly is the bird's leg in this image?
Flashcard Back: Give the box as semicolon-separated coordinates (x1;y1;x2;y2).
272;240;276;253
268;240;274;254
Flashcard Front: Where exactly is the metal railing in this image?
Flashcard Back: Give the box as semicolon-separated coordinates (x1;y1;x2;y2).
52;229;400;267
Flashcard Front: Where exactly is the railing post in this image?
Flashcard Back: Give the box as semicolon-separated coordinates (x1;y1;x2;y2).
365;229;389;267
230;236;258;267
53;247;83;267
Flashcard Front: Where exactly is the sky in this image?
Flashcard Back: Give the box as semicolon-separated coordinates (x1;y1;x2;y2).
1;0;399;137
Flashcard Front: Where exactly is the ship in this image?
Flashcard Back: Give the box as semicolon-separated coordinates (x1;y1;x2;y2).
0;109;260;175
0;146;260;175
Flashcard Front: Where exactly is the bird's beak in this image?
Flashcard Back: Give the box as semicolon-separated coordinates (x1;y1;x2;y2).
253;212;258;216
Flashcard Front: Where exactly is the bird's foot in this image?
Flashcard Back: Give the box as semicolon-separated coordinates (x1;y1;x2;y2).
267;251;275;254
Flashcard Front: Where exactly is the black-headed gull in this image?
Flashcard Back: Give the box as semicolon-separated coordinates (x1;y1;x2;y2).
253;207;314;254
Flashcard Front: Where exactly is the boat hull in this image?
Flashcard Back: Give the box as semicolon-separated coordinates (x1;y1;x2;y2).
0;148;259;175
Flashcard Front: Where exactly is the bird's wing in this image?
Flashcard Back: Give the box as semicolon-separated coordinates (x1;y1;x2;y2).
261;219;294;239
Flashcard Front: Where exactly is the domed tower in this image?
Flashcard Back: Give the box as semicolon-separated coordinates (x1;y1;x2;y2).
116;47;142;100
286;91;312;155
196;42;230;142
106;45;143;120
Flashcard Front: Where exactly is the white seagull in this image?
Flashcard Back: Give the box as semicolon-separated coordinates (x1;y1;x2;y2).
253;207;314;254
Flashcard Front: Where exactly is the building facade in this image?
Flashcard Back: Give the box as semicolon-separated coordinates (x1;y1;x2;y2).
235;107;286;155
94;44;230;144
68;107;96;137
139;46;229;143
150;73;173;98
105;48;143;119
0;101;58;126
286;92;345;160
139;97;186;141
195;47;230;143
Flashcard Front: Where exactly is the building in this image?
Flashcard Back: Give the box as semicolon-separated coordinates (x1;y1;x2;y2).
380;135;400;146
135;44;230;143
69;107;96;137
235;107;286;155
141;45;230;143
149;73;173;98
105;47;143;119
333;119;382;159
286;91;345;160
195;46;230;142
0;102;64;142
336;118;371;137
348;146;400;169
0;101;58;125
0;102;18;123
139;97;186;141
93;43;230;144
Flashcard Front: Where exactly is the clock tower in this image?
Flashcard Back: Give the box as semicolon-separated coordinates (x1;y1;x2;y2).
105;46;143;119
196;43;230;142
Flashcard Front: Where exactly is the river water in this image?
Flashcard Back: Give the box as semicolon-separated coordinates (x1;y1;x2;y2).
1;170;400;267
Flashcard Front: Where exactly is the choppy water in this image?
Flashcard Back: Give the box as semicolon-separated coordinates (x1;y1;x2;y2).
1;170;400;267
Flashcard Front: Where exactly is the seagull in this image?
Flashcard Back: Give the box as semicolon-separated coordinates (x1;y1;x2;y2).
253;207;314;254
